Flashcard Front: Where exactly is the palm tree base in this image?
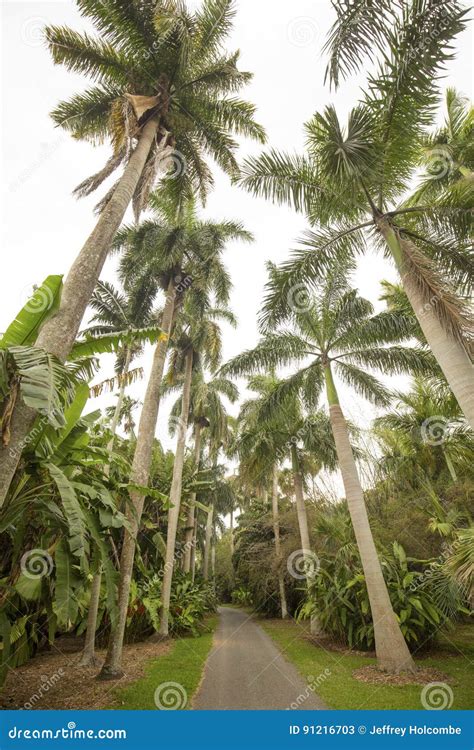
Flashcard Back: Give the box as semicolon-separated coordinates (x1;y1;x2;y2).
78;652;101;669
378;660;417;675
96;666;125;681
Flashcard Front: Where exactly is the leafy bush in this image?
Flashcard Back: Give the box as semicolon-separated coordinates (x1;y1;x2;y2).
231;586;253;607
125;572;217;639
300;542;453;650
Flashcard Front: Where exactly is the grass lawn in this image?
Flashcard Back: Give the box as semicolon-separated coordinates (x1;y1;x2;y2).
261;619;473;710
113;615;218;710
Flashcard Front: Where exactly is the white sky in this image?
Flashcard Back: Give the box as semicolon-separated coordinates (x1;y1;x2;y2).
1;1;472;469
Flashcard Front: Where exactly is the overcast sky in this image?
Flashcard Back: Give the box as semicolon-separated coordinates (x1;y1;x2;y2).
1;1;472;469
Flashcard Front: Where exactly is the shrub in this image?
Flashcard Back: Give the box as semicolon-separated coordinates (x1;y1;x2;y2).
300;541;452;650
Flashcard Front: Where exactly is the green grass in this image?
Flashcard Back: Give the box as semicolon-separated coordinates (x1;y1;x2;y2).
261;619;474;710
113;615;218;710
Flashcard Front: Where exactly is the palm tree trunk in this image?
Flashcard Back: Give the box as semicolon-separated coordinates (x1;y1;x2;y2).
190;515;198;581
98;278;176;679
324;364;415;673
290;445;320;635
271;463;288;619
159;348;194;637
379;220;474;429
79;347;132;668
229;508;234;554
183;423;202;573
78;570;102;667
0;117;160;509
203;504;213;580
211;540;216;582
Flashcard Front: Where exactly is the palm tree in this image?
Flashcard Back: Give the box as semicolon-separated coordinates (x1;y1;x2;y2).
85;280;158;453
158;297;236;637
236;377;291;619
407;88;474;208
237;374;338;629
105;395;141;440
168;367;238;574
221;272;438;672
99;200;250;677
0;0;264;506
239;2;473;429
375;378;473;486
78;280;157;667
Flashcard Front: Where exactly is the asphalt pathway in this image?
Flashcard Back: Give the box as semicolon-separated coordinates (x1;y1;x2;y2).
192;606;327;710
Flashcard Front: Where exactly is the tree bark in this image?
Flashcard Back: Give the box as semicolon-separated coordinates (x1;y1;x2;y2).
159;348;194;637
98;277;176;679
271;463;288;619
78;570;102;667
379;220;474;430
0;117;160;508
203;504;213;580
229;509;234;554
290;445;320;635
211;540;216;582
190;515;198;582
183;423;202;573
325;365;415;673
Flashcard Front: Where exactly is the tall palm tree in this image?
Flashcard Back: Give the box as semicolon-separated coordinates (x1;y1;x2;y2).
236;376;292;619
237;374;338;629
221;272;437;672
158;297;236;636
239;2;473;429
78;280;158;667
0;0;264;505
99;200;250;677
168;366;238;573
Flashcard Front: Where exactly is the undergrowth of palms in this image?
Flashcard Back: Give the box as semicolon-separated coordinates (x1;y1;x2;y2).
231;498;469;651
125;572;217;640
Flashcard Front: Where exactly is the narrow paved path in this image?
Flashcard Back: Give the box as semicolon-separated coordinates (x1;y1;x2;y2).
193;606;327;710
